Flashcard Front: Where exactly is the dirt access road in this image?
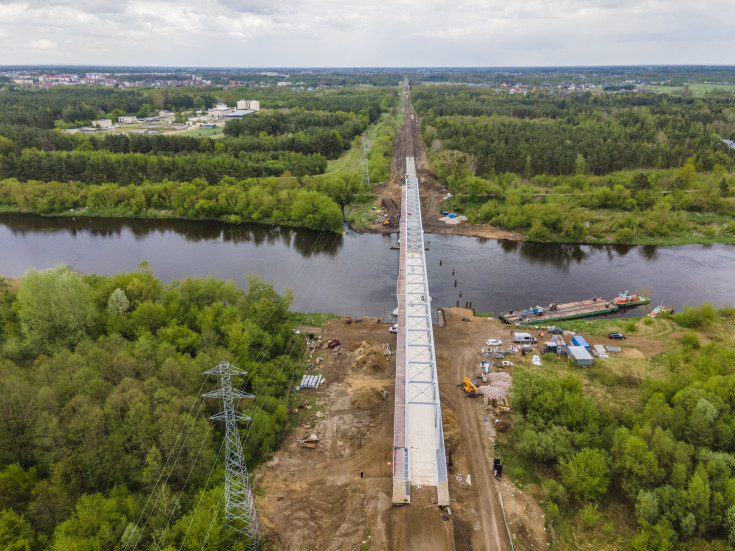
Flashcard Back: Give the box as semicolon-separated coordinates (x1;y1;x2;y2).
255;313;547;550
365;81;523;241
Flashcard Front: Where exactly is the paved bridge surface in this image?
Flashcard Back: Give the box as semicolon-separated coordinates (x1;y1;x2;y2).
392;156;449;506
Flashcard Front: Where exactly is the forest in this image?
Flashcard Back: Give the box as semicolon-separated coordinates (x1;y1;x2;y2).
0;86;398;232
414;86;735;244
501;305;735;550
0;266;306;549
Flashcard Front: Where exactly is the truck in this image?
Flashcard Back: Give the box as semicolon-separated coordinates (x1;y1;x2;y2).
513;332;537;344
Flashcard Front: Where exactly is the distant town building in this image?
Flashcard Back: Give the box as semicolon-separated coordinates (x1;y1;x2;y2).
186;115;209;126
224;109;255;119
236;99;260;111
91;119;113;129
86;72;107;79
118;116;138;123
207;104;232;118
12;77;34;86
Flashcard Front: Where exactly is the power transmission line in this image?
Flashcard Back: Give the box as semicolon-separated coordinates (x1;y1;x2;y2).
202;361;260;550
360;132;370;188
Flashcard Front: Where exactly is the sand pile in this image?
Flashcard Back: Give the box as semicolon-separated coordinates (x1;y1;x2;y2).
349;383;388;408
353;340;388;372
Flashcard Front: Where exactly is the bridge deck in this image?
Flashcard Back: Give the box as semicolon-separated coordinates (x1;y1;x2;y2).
392;157;449;506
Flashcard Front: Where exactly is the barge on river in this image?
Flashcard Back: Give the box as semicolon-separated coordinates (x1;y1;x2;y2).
500;298;620;325
500;291;650;325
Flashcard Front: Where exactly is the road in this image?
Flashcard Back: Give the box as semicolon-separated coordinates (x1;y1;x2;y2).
455;350;510;551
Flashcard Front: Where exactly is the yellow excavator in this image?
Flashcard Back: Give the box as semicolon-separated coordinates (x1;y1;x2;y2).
457;377;479;397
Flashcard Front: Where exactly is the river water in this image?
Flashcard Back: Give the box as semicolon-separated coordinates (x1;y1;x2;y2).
1;213;733;318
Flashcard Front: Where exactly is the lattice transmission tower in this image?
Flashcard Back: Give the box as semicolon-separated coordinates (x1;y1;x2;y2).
360;132;370;188
202;361;261;549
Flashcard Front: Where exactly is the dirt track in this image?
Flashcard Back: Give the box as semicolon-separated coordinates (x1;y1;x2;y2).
365;82;524;241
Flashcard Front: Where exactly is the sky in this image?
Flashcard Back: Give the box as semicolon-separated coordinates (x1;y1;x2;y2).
1;0;734;67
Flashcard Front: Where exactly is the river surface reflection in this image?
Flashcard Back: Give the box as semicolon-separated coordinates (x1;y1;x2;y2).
1;213;733;317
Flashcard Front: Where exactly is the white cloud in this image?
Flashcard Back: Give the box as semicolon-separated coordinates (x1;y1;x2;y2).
30;38;56;49
0;0;734;66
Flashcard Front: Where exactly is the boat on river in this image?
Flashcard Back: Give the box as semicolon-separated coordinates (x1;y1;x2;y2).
611;291;650;307
649;304;671;318
499;297;619;325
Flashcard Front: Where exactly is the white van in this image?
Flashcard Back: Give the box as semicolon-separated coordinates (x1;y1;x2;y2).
513;332;537;344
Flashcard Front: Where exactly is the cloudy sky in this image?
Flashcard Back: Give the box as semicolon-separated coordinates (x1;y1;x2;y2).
1;0;734;67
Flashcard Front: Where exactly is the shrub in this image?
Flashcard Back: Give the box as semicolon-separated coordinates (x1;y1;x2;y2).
581;502;600;530
561;448;610;502
673;303;717;328
617;228;634;242
681;332;700;349
546;502;560;521
541;479;569;507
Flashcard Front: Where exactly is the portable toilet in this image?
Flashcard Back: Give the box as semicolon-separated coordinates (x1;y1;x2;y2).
571;336;590;350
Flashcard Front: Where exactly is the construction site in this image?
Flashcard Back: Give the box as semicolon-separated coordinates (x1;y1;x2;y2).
254;82;549;551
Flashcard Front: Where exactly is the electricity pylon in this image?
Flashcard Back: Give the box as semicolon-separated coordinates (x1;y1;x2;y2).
202;362;261;549
360;132;370;188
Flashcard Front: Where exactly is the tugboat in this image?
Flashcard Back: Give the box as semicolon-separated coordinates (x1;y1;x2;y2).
611;291;650;307
649;303;671;318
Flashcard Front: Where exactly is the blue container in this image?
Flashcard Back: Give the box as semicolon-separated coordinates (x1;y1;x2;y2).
571;336;589;350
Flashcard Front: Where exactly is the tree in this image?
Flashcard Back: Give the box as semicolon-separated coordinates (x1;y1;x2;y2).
16;266;97;355
688;467;711;531
575;153;587;175
0;135;15;156
0;509;35;551
632;173;652;192
106;288;129;316
612;429;661;499
725;505;735;545
630;520;676;551
561;448;610;502
0;464;37;513
50;492;131;551
636;490;660;525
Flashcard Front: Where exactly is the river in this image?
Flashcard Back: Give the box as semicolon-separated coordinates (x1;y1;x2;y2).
1;213;733;318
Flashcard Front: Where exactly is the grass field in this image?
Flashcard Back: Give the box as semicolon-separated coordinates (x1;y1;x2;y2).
637;83;735;96
326;112;392;175
326;145;362;174
181;126;225;137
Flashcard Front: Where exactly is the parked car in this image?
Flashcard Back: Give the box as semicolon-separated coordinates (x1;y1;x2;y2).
608;332;626;339
486;338;503;346
389;324;398;333
548;327;563;334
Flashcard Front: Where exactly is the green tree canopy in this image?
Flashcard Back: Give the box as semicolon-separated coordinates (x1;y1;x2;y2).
16;266;97;355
